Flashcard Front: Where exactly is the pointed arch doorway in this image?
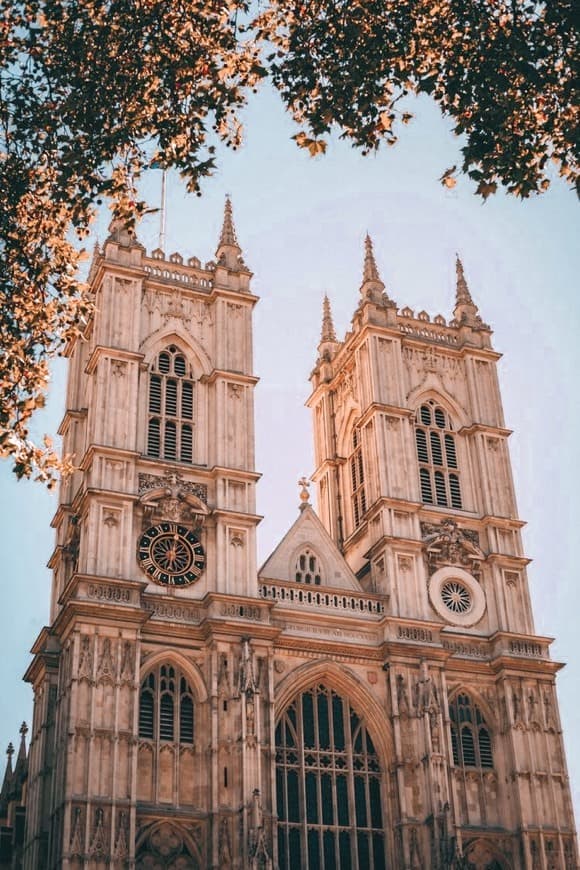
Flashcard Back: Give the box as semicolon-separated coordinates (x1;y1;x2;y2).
275;683;387;869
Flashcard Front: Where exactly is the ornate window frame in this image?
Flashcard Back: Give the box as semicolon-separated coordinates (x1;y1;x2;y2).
428;566;486;627
415;401;462;509
275;684;387;870
146;345;195;464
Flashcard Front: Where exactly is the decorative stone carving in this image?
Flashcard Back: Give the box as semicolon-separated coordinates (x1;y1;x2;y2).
69;806;84;857
238;638;259;697
543;688;555;731
114;810;129;860
527;689;540;726
120;641;134;681
89;806;107;857
414;660;439;717
64;515;81;574
138;471;210;529
219;817;232;865
396;674;410;717
409;826;423;870
103;510;120;528
97;637;115;683
249;789;271;868
421;518;485;577
138;471;208;503
111;360;127;377
511;687;524;728
218;653;231;697
78;636;93;682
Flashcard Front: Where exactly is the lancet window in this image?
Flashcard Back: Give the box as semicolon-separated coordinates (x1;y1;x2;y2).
415;401;462;509
449;692;493;769
147;346;194;463
138;664;195;745
349;429;367;528
276;684;386;870
295;549;322;585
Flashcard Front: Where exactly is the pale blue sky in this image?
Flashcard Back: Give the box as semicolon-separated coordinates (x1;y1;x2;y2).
1;85;578;821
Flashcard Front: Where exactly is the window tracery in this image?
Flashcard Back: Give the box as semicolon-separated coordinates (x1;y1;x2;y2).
276;684;386;870
295;548;322;585
415;401;462;509
138;664;194;745
147;346;195;463
449;692;493;769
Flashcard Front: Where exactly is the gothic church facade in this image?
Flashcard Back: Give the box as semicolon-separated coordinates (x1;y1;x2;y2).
6;202;577;868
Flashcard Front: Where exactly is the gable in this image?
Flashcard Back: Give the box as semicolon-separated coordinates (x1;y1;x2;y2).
258;506;361;591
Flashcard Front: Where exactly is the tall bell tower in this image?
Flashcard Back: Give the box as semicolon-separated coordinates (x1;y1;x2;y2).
308;239;577;868
23;200;266;869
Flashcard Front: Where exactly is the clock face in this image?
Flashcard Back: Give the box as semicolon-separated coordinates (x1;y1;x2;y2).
137;522;205;586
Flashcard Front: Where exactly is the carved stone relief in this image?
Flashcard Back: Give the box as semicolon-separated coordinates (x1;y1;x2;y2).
78;636;94;682
421;519;485;577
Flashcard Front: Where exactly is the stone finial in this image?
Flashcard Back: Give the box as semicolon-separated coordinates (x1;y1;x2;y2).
321;294;337;343
453;255;482;326
17;723;27;758
5;744;14;764
298;477;311;511
360;234;387;304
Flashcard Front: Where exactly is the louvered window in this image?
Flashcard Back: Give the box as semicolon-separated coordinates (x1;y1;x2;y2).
138;664;195;745
349;429;367;530
146;346;195;464
449;693;494;769
415;401;463;509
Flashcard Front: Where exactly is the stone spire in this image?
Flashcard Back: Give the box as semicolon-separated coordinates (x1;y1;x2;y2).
453;256;482;326
0;744;14;815
216;196;246;270
318;294;339;363
321;294;337;343
219;196;239;249
360;234;388;304
16;722;27;764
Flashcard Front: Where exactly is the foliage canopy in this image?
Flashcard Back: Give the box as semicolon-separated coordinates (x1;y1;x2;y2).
1;0;577;481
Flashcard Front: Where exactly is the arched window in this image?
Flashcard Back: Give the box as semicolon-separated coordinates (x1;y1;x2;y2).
138;664;195;745
449;692;494;769
415;401;462;509
295;548;322;585
349;429;367;528
147;346;195;463
276;685;386;870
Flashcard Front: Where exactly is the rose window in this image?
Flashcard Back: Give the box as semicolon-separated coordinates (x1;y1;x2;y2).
440;580;472;614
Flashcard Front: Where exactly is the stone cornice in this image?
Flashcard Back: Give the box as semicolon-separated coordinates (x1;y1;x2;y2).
357;403;414;428
79;444;140;472
57;407;87;437
460;422;513;438
203;369;259;386
85;345;145;375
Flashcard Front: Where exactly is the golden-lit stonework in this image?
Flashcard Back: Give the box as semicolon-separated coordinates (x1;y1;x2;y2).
10;204;577;869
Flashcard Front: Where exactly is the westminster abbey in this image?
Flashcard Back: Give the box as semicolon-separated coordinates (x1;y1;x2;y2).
0;201;577;869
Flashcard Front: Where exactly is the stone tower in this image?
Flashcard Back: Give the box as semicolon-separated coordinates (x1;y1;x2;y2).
21;215;576;870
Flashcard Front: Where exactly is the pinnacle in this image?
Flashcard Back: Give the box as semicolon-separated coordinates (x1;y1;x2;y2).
455;255;474;307
218;195;240;250
359;232;388;305
321;294;337;343
363;233;381;284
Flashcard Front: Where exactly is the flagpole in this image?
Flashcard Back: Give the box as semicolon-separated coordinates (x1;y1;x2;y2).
159;169;167;252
